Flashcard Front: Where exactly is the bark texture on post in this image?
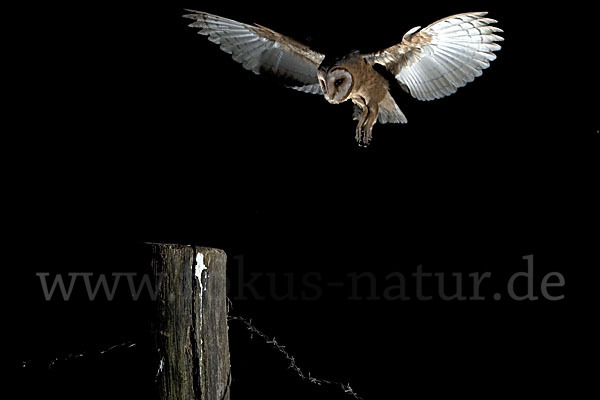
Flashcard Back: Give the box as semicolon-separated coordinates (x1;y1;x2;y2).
150;243;230;400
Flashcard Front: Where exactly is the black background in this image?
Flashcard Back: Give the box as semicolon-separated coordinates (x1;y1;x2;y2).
6;1;598;399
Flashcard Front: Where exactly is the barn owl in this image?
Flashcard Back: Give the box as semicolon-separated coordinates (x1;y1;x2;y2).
184;10;503;146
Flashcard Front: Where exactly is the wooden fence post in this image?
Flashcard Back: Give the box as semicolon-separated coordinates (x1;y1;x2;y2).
149;243;231;400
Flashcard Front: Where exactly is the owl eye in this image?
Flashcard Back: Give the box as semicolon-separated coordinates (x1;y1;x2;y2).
334;78;345;87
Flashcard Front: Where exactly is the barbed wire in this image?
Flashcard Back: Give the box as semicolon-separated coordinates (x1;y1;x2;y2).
228;315;364;400
17;340;137;370
16;314;364;399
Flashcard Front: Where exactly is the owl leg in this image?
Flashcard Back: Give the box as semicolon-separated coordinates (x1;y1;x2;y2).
354;101;379;147
355;109;367;144
353;98;369;146
362;102;379;146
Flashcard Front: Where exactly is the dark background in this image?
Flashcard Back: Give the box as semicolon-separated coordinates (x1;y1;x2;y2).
6;1;598;399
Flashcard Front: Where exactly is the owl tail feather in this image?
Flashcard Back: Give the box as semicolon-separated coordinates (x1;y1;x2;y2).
354;93;407;124
377;92;407;124
352;92;408;124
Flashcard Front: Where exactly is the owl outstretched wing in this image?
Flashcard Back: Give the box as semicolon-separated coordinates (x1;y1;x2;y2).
183;10;325;94
365;12;503;101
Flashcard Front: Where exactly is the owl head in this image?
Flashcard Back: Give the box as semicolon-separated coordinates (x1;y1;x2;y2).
317;64;354;104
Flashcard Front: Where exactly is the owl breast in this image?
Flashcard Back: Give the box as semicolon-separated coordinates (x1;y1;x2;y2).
317;67;353;104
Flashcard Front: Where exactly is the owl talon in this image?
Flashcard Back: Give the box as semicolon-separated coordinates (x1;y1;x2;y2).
355;127;371;147
355;127;366;146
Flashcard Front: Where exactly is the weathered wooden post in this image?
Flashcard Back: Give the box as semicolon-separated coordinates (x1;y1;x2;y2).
149;243;231;400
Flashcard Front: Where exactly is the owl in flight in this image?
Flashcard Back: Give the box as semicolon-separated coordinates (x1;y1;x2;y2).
184;10;503;146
